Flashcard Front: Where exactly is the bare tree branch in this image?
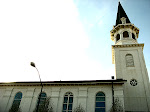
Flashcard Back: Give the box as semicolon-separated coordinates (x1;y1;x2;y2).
33;97;54;112
110;98;124;112
73;104;85;112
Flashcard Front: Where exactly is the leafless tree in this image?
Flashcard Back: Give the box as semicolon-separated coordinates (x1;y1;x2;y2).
9;103;21;112
73;104;85;112
33;97;54;112
110;98;124;112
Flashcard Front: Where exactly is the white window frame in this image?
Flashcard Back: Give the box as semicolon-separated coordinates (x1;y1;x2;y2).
62;92;73;112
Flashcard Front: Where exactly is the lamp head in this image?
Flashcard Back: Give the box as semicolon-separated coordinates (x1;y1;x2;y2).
111;76;114;79
30;62;36;67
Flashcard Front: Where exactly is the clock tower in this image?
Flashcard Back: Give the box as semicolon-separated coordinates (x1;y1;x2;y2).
110;2;150;111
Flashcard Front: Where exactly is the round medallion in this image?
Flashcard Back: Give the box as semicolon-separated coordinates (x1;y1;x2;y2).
130;79;137;86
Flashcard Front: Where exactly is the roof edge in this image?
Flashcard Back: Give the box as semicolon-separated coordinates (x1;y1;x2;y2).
0;79;127;86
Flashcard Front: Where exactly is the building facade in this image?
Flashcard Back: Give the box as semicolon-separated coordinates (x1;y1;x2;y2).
0;2;150;112
0;80;125;112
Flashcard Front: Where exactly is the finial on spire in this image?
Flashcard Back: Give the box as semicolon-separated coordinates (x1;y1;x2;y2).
121;17;126;24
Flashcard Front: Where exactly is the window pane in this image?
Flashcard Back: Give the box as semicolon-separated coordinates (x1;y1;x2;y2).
64;97;68;103
123;31;129;38
39;97;46;104
116;34;120;41
13;100;20;106
100;108;105;112
40;93;46;97
68;104;72;110
96;102;105;107
39;100;45;105
15;92;22;99
69;97;73;103
132;33;136;40
63;104;67;110
95;108;105;112
96;97;105;101
40;98;45;101
96;92;105;96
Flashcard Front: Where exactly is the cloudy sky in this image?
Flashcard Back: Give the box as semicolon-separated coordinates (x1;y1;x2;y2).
0;0;150;82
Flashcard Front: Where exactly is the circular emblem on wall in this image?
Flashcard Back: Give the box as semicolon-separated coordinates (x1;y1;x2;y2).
130;79;137;86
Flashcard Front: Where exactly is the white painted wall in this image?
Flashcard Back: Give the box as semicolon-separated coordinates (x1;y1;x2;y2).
0;84;124;112
112;26;150;111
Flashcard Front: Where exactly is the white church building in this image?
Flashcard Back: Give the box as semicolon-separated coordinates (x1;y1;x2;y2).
0;2;150;112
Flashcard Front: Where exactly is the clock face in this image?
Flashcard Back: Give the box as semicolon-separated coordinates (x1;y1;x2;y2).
130;79;138;86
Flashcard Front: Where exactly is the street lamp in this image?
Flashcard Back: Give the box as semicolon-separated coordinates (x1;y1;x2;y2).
111;76;114;112
30;62;43;112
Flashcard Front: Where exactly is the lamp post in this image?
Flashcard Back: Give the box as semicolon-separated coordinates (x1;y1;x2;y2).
111;76;114;112
30;62;43;112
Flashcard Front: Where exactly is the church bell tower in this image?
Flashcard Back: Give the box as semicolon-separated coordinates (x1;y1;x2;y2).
110;2;150;111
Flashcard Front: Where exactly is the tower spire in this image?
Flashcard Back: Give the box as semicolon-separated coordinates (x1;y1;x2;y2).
115;2;131;26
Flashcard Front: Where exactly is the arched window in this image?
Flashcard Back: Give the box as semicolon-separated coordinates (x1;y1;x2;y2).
116;34;120;41
63;92;73;112
37;92;47;106
126;54;134;67
132;33;136;40
10;92;22;111
34;92;49;112
95;92;105;112
123;31;129;38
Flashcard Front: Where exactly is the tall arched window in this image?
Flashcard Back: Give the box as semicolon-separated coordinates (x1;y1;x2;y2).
34;92;48;112
10;92;22;111
123;31;129;38
37;92;47;106
63;92;73;112
132;33;136;40
116;34;120;42
126;54;134;67
95;92;105;112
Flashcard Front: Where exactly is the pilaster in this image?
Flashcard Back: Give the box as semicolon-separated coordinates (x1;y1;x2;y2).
51;87;60;112
3;87;14;112
22;88;35;112
77;87;88;111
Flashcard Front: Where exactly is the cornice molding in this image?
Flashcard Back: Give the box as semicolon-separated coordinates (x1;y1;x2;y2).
0;80;126;87
110;23;139;41
112;43;144;48
111;43;144;64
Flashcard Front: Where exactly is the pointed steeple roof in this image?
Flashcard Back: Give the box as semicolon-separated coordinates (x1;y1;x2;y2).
115;2;131;26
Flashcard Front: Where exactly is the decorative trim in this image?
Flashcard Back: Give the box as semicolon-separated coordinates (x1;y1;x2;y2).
112;44;144;64
0;80;126;87
130;79;138;86
110;24;139;41
112;44;144;48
